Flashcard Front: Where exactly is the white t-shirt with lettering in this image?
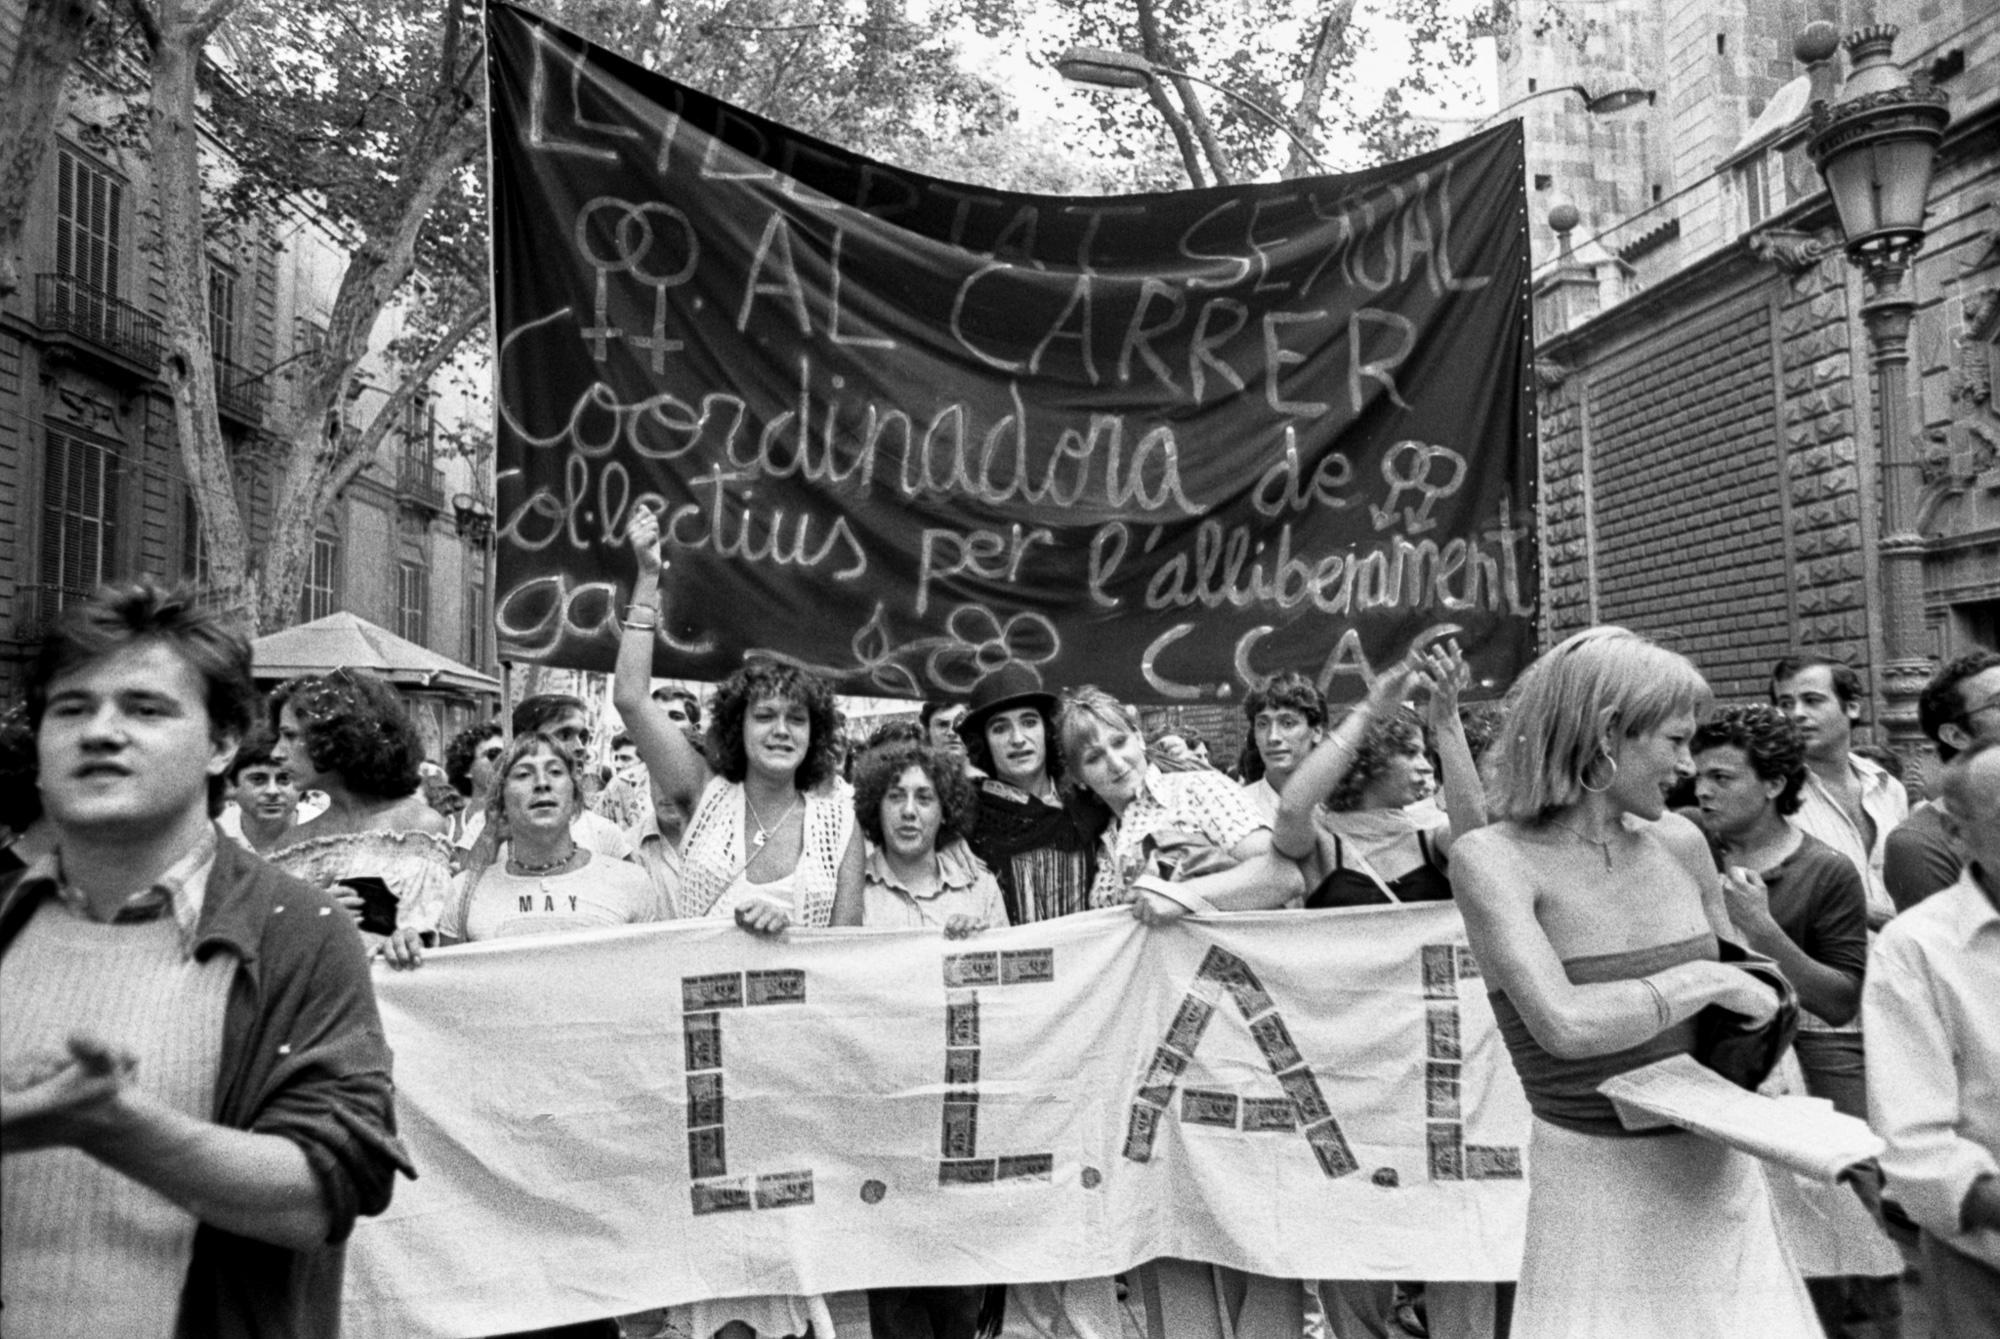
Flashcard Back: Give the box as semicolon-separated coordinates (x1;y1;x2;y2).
441;851;666;943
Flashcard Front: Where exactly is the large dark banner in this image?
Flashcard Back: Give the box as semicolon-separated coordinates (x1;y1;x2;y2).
487;3;1537;703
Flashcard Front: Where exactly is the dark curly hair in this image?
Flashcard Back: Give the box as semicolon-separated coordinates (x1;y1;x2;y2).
961;704;1066;785
852;740;976;848
270;669;424;799
1238;671;1325;783
705;658;840;792
1326;708;1428;812
1919;650;2000;761
444;721;505;798
1692;704;1807;817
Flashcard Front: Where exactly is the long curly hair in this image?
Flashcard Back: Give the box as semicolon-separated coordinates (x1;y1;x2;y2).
851;740;976;848
1325;709;1428;812
269;669;424;799
705;658;840;792
1691;705;1807;817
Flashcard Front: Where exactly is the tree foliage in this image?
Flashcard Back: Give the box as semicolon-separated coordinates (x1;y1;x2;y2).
1058;0;1492;187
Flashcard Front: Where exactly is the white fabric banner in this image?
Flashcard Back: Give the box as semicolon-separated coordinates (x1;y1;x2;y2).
346;904;1530;1338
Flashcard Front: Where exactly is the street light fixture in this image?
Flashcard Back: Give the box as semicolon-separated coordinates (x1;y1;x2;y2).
1056;45;1332;174
1802;22;1951;756
1472;83;1656;129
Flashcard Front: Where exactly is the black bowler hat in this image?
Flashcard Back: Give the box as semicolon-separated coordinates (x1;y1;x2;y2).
957;661;1060;745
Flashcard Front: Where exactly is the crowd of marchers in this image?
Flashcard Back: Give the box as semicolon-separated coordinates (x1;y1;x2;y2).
1;527;1996;1339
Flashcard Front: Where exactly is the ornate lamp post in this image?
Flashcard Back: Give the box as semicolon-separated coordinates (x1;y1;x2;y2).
1804;23;1949;756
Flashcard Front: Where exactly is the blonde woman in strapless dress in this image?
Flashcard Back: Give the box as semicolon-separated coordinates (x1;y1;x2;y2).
1450;627;1819;1338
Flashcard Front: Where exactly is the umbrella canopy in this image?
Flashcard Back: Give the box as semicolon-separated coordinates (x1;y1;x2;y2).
252;612;500;695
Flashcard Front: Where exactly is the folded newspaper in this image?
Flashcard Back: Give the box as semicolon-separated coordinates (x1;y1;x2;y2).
1598;1053;1885;1184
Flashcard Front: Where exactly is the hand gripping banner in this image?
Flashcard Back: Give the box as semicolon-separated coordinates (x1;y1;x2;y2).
486;2;1537;702
343;905;1529;1337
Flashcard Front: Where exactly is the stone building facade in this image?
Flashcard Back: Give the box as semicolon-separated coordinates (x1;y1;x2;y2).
0;17;498;746
1519;0;1998;785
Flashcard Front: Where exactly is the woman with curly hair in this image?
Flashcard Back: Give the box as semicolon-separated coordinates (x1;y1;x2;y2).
1273;641;1486;909
613;509;862;1339
266;668;452;945
613;508;862;942
853;739;1005;937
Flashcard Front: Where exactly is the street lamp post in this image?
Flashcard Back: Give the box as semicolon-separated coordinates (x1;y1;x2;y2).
1471;84;1656;130
1803;23;1950;758
1056;46;1333;176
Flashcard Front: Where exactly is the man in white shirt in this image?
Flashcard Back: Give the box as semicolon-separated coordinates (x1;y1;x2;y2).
1772;655;1908;928
1864;738;2000;1335
1238;671;1326;822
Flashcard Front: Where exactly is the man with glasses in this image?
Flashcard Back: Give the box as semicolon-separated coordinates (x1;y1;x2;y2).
1886;651;2000;911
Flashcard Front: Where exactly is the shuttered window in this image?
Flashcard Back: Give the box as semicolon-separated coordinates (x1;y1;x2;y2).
56;148;121;295
208;263;238;364
299;533;338;622
396;561;429;644
466;576;488;667
40;424;119;603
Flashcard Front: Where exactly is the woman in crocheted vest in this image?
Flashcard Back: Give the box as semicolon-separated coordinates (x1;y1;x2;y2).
266;668;453;948
613;506;863;936
613;507;863;1339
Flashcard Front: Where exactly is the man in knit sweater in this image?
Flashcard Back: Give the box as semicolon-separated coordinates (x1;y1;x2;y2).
0;582;413;1338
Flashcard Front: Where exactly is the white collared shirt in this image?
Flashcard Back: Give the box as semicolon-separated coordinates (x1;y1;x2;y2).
1863;864;2000;1269
1794;752;1908;921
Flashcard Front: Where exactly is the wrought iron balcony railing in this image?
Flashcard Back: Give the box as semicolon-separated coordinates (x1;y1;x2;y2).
397;460;446;513
213;355;269;426
35;273;163;372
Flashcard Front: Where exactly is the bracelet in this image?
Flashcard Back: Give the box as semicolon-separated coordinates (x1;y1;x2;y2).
1639;977;1670;1030
622;604;660;631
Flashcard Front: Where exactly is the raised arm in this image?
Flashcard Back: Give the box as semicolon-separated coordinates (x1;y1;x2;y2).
1415;639;1487;847
1272;659;1420;862
1452;826;1776;1061
611;506;712;816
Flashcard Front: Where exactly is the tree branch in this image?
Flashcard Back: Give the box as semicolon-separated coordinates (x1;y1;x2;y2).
1287;0;1355;179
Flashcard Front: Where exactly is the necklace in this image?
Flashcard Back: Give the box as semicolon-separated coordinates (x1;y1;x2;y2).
1549;817;1618;870
746;791;801;851
510;843;577;875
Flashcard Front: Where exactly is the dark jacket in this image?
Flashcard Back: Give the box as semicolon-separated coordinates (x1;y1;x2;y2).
0;830;416;1339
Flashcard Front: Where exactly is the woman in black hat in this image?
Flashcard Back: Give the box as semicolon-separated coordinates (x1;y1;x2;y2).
956;662;1111;927
952;669;1123;1339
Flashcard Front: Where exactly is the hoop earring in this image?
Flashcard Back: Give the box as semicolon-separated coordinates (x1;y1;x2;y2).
1580;749;1618;794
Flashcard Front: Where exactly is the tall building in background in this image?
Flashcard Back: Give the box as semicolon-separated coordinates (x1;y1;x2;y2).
1512;0;1997;787
0;20;498;749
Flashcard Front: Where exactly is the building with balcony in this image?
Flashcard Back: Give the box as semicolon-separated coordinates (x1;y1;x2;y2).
0;19;498;751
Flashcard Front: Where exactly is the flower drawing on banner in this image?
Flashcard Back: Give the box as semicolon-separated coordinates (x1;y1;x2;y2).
926;605;1059;693
846;603;1060;696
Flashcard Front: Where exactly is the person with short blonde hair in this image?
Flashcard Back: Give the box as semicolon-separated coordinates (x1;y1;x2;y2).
1453;627;1819;1336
